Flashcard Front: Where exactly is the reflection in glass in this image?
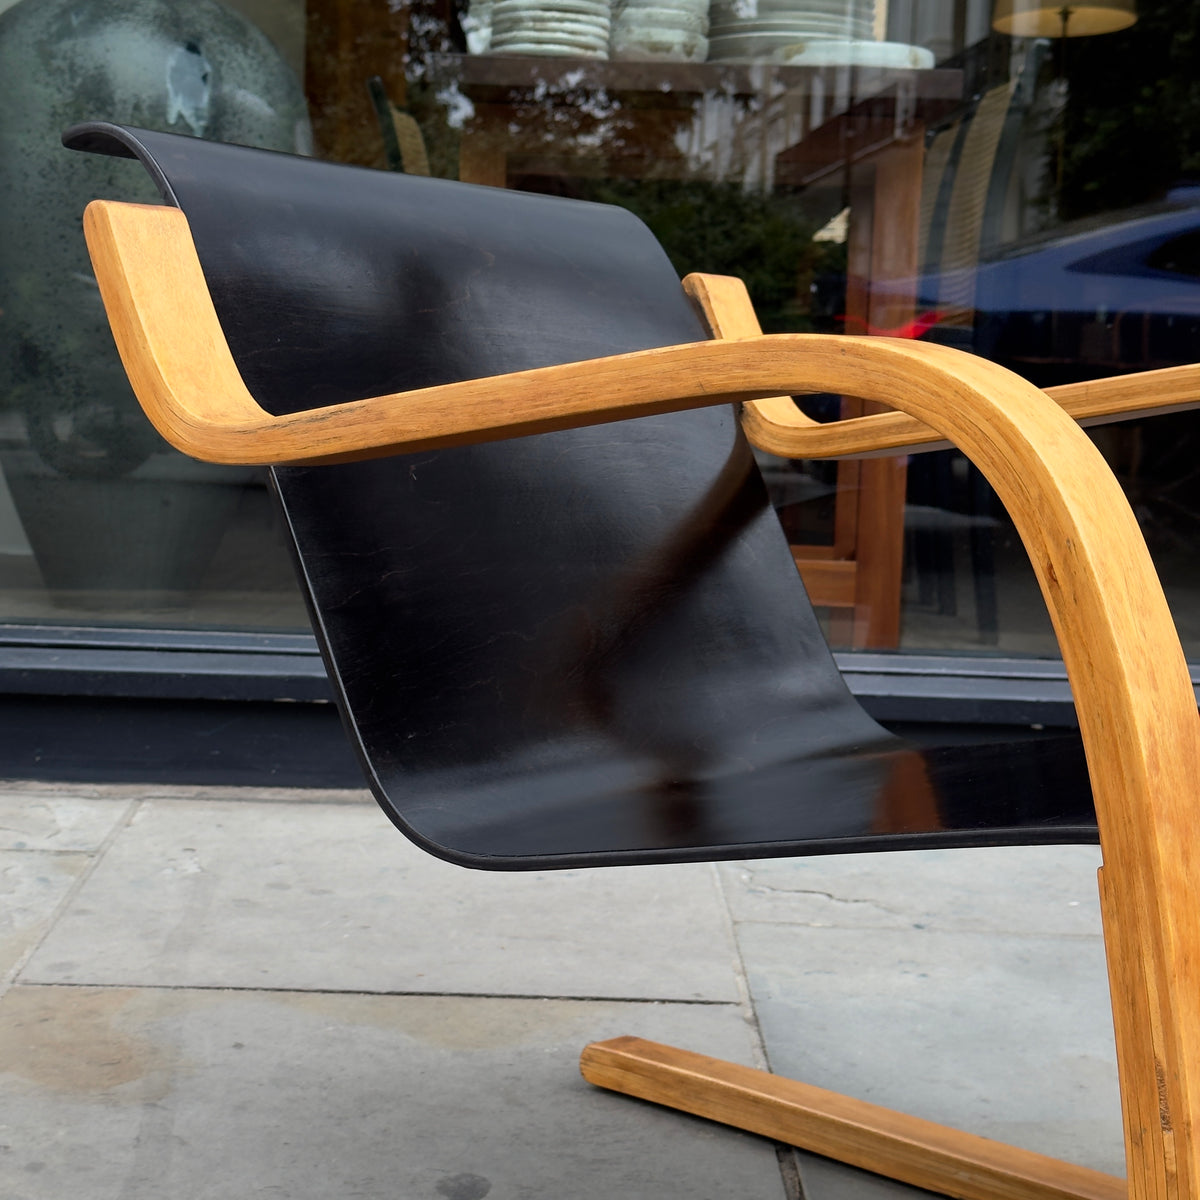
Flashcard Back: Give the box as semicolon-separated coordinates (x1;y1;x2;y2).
1;0;1197;662
0;0;310;624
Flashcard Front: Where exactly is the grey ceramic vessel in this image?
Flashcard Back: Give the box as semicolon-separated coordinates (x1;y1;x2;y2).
0;0;311;603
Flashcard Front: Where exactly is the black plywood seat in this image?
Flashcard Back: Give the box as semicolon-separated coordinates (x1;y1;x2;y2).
65;123;1095;869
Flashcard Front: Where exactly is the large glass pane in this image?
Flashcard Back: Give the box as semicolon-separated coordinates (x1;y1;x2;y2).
0;0;311;630
890;0;1200;656
1;0;1196;661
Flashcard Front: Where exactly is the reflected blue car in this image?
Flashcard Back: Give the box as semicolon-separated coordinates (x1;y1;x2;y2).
927;191;1200;384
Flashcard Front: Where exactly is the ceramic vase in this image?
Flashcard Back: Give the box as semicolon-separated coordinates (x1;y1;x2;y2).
0;0;311;606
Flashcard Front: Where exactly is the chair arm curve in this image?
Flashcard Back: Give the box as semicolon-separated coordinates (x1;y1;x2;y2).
785;334;1200;1200
739;360;1200;460
90;199;1200;1187
681;272;1200;460
88;200;1200;467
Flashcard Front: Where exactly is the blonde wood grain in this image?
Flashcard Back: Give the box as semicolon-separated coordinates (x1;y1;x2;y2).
580;1037;1127;1200
682;273;1200;460
643;323;1200;1198
778;325;1200;1197
90;199;1200;1197
685;272;867;610
741;362;1200;461
85;203;1200;468
683;271;823;437
1099;864;1175;1200
774;335;1200;1200
648;281;1200;1200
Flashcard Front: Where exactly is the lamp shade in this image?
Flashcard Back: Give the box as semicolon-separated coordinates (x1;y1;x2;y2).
992;0;1137;37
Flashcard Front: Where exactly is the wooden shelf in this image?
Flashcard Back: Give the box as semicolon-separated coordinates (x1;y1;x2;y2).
435;52;960;194
431;51;961;104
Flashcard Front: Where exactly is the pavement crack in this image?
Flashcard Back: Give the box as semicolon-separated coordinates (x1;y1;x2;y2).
749;884;910;918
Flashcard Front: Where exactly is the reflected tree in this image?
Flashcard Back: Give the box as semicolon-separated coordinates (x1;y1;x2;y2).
1060;0;1200;217
578;179;835;332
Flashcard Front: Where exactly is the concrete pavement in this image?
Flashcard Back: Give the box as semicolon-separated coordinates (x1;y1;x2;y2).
0;782;1121;1199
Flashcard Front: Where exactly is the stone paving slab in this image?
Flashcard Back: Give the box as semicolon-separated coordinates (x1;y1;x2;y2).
0;985;784;1200
22;798;741;1002
717;844;1104;935
2;787;1127;1200
715;844;1123;1199
0;793;133;852
0;851;91;980
731;920;1122;1178
793;1151;937;1200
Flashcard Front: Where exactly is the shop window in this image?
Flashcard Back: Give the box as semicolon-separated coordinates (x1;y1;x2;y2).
0;0;1197;664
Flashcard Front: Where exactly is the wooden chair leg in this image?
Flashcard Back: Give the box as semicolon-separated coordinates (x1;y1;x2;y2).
580;1036;1126;1200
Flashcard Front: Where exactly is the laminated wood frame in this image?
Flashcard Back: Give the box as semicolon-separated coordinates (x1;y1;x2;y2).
85;196;1200;1200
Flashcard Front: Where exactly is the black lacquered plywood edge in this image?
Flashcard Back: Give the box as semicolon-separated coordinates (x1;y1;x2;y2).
62;122;181;206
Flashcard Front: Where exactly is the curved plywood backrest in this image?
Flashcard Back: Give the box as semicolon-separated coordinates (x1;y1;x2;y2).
66;124;1095;867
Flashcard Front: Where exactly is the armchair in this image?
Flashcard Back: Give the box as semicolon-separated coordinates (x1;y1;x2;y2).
67;122;1200;1200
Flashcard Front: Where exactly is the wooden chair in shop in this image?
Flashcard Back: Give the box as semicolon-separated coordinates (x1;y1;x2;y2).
906;55;1044;638
367;75;431;177
780;59;1043;646
67;121;1200;1200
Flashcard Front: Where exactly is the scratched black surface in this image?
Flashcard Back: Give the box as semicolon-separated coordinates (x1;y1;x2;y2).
66;123;1096;868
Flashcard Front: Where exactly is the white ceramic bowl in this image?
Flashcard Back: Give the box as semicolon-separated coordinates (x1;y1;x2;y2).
760;0;873;12
611;28;708;58
613;7;709;35
708;28;814;57
710;20;844;37
615;0;708;11
776;37;933;66
491;14;611;36
491;27;611;45
710;0;871;28
710;8;870;30
615;0;708;15
710;0;867;14
710;22;872;40
489;40;610;55
492;0;612;18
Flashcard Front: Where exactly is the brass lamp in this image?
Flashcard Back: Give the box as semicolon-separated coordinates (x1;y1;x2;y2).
992;1;1137;37
992;0;1137;208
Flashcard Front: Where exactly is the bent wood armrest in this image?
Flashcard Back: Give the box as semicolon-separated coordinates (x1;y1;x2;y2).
686;273;1200;1197
85;200;1200;467
89;200;1200;1195
742;359;1200;460
683;272;1200;460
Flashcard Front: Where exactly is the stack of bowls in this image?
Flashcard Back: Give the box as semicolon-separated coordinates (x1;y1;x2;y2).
776;38;933;67
610;0;709;61
708;0;874;62
489;0;613;57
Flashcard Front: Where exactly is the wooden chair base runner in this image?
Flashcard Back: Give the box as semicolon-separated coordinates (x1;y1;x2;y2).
580;1037;1126;1200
